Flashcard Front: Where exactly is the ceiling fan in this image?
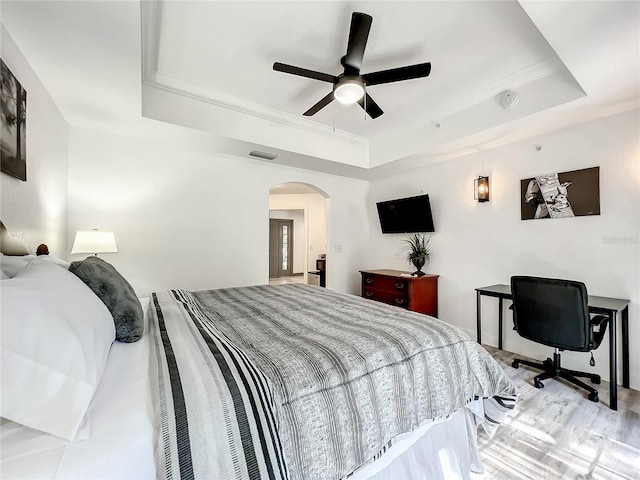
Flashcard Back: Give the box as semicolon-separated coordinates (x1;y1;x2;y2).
273;12;431;119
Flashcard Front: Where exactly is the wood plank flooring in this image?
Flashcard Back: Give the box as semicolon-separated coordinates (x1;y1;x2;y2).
475;347;640;480
269;275;306;285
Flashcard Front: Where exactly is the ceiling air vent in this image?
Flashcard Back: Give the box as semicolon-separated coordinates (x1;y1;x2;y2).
249;150;279;160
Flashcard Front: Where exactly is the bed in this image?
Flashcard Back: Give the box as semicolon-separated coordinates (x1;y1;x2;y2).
1;249;517;480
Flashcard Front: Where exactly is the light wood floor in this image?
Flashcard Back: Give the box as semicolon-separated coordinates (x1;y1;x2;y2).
475;347;640;480
269;275;306;285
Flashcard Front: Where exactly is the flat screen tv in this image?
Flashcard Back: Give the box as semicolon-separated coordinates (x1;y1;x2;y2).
376;194;435;233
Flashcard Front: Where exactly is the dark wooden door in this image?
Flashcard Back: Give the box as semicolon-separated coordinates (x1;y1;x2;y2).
269;219;293;278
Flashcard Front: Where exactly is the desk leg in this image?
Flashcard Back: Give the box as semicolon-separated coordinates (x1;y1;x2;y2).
476;291;482;344
622;306;629;389
498;298;503;350
609;311;618;411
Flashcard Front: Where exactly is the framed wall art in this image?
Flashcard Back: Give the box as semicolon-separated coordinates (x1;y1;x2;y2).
520;166;600;220
1;59;27;181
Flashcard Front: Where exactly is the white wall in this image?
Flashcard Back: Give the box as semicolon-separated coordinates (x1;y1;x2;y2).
269;209;304;274
367;110;640;389
0;25;68;255
67;125;369;297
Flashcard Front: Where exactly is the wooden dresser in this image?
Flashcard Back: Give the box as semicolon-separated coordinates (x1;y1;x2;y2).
359;269;439;317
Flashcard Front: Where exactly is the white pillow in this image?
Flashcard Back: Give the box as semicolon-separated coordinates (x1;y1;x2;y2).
0;262;116;440
1;254;69;278
29;255;70;269
0;253;36;278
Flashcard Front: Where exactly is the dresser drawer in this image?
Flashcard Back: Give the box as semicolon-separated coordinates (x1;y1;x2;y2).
362;287;408;309
362;274;408;294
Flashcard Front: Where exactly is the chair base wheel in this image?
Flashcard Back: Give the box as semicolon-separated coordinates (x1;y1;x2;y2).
534;380;544;389
543;358;553;367
588;391;599;402
591;375;601;385
512;361;519;368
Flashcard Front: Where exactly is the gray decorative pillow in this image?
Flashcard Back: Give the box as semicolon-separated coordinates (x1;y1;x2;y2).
69;256;143;342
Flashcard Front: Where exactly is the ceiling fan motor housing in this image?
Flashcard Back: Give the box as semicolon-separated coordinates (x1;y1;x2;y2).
340;55;359;75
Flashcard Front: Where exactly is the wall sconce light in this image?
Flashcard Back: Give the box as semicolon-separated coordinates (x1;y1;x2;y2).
71;229;118;256
474;176;490;202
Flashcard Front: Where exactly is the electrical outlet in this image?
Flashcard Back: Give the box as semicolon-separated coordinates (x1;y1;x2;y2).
333;244;342;253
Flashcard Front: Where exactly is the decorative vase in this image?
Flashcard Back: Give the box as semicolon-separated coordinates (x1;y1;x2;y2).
412;257;426;276
404;233;431;277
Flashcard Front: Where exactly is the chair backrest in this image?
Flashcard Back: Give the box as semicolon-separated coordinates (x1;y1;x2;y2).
511;276;592;351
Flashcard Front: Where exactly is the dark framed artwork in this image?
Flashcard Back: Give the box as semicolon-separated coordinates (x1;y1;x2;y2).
1;59;27;181
520;166;600;220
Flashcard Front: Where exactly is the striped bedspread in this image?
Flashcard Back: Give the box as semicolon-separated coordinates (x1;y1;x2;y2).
148;284;517;480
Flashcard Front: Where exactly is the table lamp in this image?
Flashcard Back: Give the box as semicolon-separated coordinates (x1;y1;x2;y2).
71;230;118;256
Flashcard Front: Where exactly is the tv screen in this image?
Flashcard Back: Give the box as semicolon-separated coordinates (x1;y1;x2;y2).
376;194;435;233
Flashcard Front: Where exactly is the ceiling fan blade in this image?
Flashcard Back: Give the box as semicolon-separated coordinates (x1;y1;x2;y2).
303;91;335;116
363;62;431;86
273;62;338;83
357;93;383;119
343;12;373;72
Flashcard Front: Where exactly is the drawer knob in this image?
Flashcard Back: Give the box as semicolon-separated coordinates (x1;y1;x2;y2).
395;283;404;290
365;291;373;297
365;277;373;284
395;298;405;305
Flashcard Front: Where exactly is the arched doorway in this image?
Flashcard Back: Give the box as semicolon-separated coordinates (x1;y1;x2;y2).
268;182;330;286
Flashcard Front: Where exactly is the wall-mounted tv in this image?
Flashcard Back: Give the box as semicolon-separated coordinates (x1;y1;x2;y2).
376;194;435;233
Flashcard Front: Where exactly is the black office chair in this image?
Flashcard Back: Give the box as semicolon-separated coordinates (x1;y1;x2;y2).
510;276;608;402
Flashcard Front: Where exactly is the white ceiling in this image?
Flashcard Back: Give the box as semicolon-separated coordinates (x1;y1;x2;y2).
151;0;561;139
2;1;639;177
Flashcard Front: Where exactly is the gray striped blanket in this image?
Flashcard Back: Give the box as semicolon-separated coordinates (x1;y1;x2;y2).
148;284;517;480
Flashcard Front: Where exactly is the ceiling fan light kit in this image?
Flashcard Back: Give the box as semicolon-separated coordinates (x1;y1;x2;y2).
334;77;365;104
273;12;431;119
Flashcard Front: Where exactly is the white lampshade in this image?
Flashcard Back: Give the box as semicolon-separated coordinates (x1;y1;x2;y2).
71;230;118;255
